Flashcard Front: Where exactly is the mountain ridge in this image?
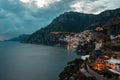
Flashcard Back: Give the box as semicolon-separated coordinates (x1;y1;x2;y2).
5;34;29;42
22;8;120;45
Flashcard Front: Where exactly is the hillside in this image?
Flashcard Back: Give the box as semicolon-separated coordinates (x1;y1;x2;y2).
22;12;94;45
6;34;29;42
23;8;120;45
86;8;120;29
103;15;120;35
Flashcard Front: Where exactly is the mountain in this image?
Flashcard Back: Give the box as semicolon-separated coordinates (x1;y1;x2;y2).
23;8;120;45
103;15;120;35
6;34;29;42
22;12;94;45
86;8;120;30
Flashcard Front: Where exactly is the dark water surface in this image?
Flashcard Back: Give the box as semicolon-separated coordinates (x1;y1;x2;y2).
0;41;78;80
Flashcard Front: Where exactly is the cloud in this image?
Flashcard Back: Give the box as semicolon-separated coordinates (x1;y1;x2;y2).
0;0;71;39
20;0;61;8
20;0;30;3
0;0;44;34
70;0;120;14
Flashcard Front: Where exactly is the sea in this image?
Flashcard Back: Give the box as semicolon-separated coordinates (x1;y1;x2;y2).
0;41;79;80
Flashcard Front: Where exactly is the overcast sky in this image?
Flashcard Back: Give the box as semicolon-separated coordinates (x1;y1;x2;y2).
0;0;120;40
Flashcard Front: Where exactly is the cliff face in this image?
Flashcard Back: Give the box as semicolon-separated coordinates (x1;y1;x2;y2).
86;8;120;30
23;8;120;45
103;15;120;35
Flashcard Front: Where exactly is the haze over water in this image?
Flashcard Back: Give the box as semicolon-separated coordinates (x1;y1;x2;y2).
0;41;78;80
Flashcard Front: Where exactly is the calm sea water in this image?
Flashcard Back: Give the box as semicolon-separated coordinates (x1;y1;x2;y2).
0;41;79;80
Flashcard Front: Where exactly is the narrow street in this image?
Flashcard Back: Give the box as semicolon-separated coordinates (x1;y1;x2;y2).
86;65;108;80
80;68;93;77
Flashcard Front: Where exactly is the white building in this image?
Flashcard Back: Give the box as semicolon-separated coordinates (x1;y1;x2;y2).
95;42;102;50
81;55;90;60
105;59;120;71
110;35;116;43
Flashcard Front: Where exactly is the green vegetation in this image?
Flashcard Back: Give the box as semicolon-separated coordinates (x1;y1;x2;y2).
59;58;96;80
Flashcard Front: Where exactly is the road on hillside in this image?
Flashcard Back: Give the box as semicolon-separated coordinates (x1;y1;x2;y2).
86;65;108;80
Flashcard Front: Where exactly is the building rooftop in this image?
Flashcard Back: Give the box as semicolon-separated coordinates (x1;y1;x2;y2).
81;55;90;60
105;59;120;64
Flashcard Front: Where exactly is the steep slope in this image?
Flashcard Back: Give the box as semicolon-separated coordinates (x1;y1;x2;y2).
23;8;120;45
86;8;120;30
49;12;94;32
103;15;120;35
23;12;94;45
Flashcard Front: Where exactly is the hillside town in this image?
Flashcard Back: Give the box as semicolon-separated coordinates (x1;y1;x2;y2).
59;27;120;80
62;30;94;50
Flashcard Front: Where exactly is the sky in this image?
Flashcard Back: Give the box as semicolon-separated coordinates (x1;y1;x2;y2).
0;0;120;40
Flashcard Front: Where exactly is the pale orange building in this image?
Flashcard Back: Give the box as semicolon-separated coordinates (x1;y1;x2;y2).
95;27;104;31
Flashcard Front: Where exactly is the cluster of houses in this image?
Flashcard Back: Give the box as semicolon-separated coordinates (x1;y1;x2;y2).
59;26;120;76
62;30;94;49
110;34;120;43
81;52;120;76
92;56;120;75
106;59;120;72
81;27;120;76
